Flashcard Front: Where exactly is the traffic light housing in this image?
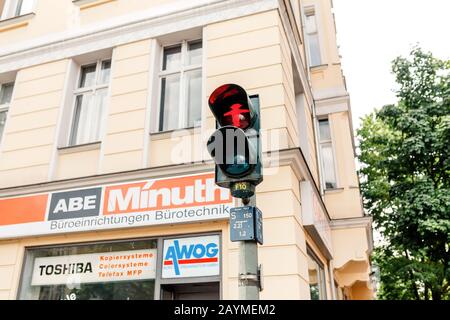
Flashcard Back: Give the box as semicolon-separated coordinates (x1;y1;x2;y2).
207;84;263;199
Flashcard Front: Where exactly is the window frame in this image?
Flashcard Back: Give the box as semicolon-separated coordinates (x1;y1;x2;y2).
304;6;322;67
0;82;14;144
156;39;203;133
0;0;35;21
307;247;328;300
317;118;339;190
68;59;111;147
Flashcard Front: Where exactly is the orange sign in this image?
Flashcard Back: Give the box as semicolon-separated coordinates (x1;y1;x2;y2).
0;173;233;239
0;194;48;226
103;173;231;215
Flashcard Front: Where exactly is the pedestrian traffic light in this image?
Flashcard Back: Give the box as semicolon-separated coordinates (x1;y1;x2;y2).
207;84;263;199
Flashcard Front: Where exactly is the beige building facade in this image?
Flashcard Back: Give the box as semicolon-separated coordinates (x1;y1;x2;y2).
0;0;373;300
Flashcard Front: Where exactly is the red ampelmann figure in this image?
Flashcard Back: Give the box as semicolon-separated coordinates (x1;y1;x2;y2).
223;104;250;127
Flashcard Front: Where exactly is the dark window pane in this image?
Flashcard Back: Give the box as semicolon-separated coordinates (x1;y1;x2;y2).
187;40;202;66
162;45;181;71
99;60;111;84
318;119;331;141
0;111;7;142
79;64;96;88
0;83;14;105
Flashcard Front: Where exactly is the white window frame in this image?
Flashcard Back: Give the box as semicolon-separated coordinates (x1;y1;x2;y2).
156;39;202;132
68;59;111;146
318;118;339;190
304;6;322;67
0;82;14;145
1;0;35;20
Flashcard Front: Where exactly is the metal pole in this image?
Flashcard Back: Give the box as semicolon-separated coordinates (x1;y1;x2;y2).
238;195;259;300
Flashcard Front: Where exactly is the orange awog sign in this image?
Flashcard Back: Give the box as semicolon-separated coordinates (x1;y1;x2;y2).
0;173;233;239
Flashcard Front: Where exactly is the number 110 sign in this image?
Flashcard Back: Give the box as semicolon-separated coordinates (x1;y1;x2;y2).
230;206;263;245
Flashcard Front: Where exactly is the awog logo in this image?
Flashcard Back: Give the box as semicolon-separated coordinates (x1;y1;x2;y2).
162;235;220;278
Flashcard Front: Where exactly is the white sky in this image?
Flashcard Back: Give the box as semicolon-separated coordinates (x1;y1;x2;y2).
333;0;450;131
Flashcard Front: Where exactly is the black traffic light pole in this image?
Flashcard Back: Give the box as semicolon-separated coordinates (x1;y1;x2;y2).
207;84;264;300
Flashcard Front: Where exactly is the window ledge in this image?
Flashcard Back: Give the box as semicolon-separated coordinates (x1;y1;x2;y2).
310;64;328;72
0;13;35;33
150;127;199;141
73;0;117;10
324;187;345;194
58;142;101;154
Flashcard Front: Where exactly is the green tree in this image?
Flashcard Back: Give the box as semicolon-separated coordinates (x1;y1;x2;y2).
358;47;450;300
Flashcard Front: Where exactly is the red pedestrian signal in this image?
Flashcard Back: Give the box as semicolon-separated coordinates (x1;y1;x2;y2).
208;84;256;130
207;84;263;199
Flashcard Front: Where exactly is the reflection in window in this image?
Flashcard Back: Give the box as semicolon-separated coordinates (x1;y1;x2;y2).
19;240;158;300
157;40;202;132
307;249;327;300
318;119;337;189
0;82;14;144
304;8;322;67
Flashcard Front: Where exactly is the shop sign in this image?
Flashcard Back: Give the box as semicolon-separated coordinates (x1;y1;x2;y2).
0;173;233;240
162;235;220;278
31;249;157;286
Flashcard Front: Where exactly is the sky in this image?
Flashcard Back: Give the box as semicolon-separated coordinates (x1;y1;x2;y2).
333;0;450;131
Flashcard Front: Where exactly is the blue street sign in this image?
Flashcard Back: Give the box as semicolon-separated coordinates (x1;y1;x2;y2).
230;206;263;245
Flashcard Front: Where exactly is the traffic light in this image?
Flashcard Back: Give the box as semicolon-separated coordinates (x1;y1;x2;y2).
207;84;263;199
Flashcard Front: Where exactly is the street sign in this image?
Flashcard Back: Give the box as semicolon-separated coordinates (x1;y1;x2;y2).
230;206;263;245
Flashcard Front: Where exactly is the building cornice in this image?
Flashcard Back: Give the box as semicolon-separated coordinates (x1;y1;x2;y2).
0;148;307;198
0;0;278;73
330;216;372;230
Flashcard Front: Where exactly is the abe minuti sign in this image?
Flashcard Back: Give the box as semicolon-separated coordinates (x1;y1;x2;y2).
0;173;233;240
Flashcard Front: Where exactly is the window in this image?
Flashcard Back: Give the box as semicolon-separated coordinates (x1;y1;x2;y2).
157;40;202;132
304;8;322;67
0;82;14;143
18;239;157;300
0;0;34;20
318;119;337;189
307;248;327;300
69;59;111;146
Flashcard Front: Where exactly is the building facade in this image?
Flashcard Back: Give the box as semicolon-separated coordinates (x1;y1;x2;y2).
0;0;373;300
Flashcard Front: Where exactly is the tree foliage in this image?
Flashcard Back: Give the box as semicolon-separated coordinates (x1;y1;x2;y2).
358;47;450;300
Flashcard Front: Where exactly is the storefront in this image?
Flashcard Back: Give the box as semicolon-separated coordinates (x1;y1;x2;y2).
0;173;232;300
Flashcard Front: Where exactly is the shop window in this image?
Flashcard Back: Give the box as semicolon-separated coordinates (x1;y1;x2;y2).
69;59;111;146
0;0;35;20
307;248;327;300
304;7;322;67
0;82;14;144
318;118;337;189
19;239;157;300
156;40;202;132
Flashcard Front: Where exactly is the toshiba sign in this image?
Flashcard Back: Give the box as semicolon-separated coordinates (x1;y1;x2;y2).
0;173;233;239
